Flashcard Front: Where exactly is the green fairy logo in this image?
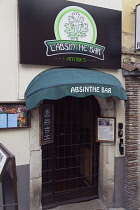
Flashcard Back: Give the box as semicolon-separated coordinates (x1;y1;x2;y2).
44;6;105;60
64;11;89;41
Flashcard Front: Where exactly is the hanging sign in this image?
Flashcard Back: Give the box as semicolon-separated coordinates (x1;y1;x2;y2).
136;4;140;50
19;0;121;69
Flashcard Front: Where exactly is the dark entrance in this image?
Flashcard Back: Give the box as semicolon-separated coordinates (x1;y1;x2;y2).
42;96;100;208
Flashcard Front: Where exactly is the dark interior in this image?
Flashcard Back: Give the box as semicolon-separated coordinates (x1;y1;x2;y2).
42;96;100;208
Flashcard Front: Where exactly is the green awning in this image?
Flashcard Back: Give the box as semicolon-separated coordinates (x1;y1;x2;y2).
25;68;127;110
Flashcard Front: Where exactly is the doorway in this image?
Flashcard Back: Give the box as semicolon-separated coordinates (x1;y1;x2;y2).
42;96;100;208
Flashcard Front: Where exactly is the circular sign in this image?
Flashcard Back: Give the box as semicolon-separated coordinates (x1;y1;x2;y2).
54;6;97;44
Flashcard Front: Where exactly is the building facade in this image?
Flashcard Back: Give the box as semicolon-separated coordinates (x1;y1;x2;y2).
0;0;133;210
122;0;140;209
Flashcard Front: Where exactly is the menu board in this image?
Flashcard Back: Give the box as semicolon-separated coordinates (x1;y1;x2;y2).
96;117;116;142
0;144;18;209
0;148;8;175
42;104;54;144
0;104;30;129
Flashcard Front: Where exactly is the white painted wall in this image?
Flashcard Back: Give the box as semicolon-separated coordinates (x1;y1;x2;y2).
0;129;30;165
0;0;18;101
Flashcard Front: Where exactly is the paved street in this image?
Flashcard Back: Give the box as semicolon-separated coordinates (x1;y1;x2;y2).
50;199;125;210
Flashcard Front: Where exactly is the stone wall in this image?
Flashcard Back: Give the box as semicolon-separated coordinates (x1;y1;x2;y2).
29;108;42;210
124;75;140;209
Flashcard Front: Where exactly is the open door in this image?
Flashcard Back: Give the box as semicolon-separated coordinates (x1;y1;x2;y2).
42;96;100;208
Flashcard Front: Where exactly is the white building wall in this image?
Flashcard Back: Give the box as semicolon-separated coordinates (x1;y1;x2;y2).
0;0;18;101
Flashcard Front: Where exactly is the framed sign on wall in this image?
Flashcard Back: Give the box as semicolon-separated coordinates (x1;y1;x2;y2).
41;104;54;145
0;103;31;129
96;117;116;142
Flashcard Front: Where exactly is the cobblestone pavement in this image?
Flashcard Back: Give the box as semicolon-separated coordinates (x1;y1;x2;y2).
49;199;126;210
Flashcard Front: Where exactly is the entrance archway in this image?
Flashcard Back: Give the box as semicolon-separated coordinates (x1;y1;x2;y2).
42;96;100;208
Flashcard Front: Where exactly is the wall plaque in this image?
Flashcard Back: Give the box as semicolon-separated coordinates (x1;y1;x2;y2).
96;117;116;142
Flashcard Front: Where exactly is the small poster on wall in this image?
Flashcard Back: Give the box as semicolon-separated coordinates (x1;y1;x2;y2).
96;117;116;142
